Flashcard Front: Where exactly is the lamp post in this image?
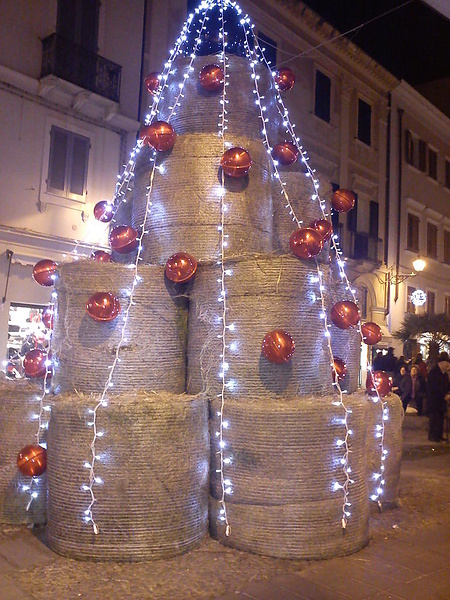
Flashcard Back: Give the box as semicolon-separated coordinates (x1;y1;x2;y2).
377;257;426;315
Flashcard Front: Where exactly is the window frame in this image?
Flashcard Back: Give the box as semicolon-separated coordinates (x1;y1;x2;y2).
426;290;436;314
357;97;372;146
406;285;416;314
406;212;420;252
427;146;438;180
314;68;332;123
426;221;438;260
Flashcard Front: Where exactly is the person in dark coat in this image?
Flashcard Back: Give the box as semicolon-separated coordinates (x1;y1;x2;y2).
413;352;428;381
392;366;412;412
410;365;425;415
426;352;450;442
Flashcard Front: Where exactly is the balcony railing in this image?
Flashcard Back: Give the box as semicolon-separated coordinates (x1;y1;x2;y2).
41;34;122;103
349;231;382;263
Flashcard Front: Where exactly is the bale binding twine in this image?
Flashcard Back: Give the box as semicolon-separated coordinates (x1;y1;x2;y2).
47;392;209;561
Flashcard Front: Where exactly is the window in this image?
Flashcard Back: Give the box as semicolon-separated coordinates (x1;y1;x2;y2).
427;291;435;314
57;0;100;52
257;32;277;67
347;193;358;232
405;130;414;165
427;222;438;259
360;286;368;320
331;183;342;245
47;126;90;200
357;99;371;146
445;230;450;265
428;148;437;180
445;159;450;189
369;201;379;238
445;296;450;317
406;213;419;252
418;139;427;172
314;70;331;122
406;286;416;314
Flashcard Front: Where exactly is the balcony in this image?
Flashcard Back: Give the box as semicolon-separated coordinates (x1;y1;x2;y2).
41;34;121;103
348;231;382;263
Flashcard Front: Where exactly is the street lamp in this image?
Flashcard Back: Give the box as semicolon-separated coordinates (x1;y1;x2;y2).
385;257;427;285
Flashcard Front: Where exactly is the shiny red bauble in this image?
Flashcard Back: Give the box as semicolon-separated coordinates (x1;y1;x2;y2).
199;64;224;92
86;292;121;322
165;252;197;283
17;444;47;477
261;330;295;364
144;72;161;95
309;218;333;242
332;356;347;383
331;189;356;213
91;250;114;263
42;308;54;330
330;301;360;330
220;147;252;177
272;142;299;165
366;370;392;398
274;67;295;92
32;260;58;287
23;349;49;378
93;200;114;223
361;322;382;345
109;225;138;254
289;228;324;259
139;121;176;152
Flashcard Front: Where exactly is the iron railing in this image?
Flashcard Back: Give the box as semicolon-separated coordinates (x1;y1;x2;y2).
349;231;382;263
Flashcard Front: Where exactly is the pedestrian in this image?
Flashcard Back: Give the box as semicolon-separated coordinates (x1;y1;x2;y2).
392;365;412;412
426;352;450;442
383;347;397;374
410;365;425;415
413;352;428;381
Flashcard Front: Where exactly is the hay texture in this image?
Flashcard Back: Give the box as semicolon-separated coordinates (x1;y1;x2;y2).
53;261;188;395
209;394;370;559
47;392;209;561
364;390;403;508
187;255;345;398
0;376;47;524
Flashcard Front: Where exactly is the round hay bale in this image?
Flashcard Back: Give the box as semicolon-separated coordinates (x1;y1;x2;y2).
0;376;47;524
208;393;369;559
132;134;273;264
187;255;342;398
47;392;209;561
364;390;403;508
53;261;188;395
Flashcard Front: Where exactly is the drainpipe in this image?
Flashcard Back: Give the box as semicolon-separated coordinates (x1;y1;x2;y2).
384;93;391;315
394;108;404;304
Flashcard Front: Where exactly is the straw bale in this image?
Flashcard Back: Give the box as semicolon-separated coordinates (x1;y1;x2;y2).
0;376;47;524
47;392;209;561
53;261;188;395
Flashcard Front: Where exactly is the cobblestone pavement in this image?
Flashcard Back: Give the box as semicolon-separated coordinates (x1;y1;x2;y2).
1;414;448;600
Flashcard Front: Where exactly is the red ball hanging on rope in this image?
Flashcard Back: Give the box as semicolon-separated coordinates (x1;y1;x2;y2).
309;219;333;242
361;322;382;345
144;72;161;95
109;225;138;254
199;64;224;92
42;308;54;330
220;147;252;177
93;201;114;223
86;292;121;322
332;356;347;383
274;67;295;92
32;260;58;287
17;444;47;478
331;189;356;213
366;370;392;397
330;301;360;329
23;349;50;378
165;252;198;283
91;250;114;263
272;142;299;165
261;330;295;364
289;227;324;259
139;121;176;152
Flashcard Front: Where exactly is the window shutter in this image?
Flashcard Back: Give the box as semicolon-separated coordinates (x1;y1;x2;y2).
48;128;68;191
347;193;358;232
70;135;90;196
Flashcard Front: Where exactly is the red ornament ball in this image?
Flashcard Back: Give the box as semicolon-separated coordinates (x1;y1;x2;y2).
86;292;121;322
42;308;54;330
144;72;161;95
309;218;333;242
361;322;382;345
331;189;356;213
32;260;57;287
272;142;299;165
23;349;49;378
289;228;324;259
220;147;252;177
332;356;347;383
91;250;113;263
199;64;224;92
330;301;360;330
274;67;295;92
17;444;47;478
261;330;295;364
139;121;176;152
109;225;138;254
366;370;392;398
165;252;197;283
93;201;114;223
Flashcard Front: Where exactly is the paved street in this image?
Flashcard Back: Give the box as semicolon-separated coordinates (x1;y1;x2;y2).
0;414;448;600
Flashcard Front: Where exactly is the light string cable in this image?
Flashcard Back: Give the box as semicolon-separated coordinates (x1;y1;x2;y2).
82;1;213;536
248;24;353;529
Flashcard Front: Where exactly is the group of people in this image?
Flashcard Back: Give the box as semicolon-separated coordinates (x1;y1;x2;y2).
374;348;450;443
